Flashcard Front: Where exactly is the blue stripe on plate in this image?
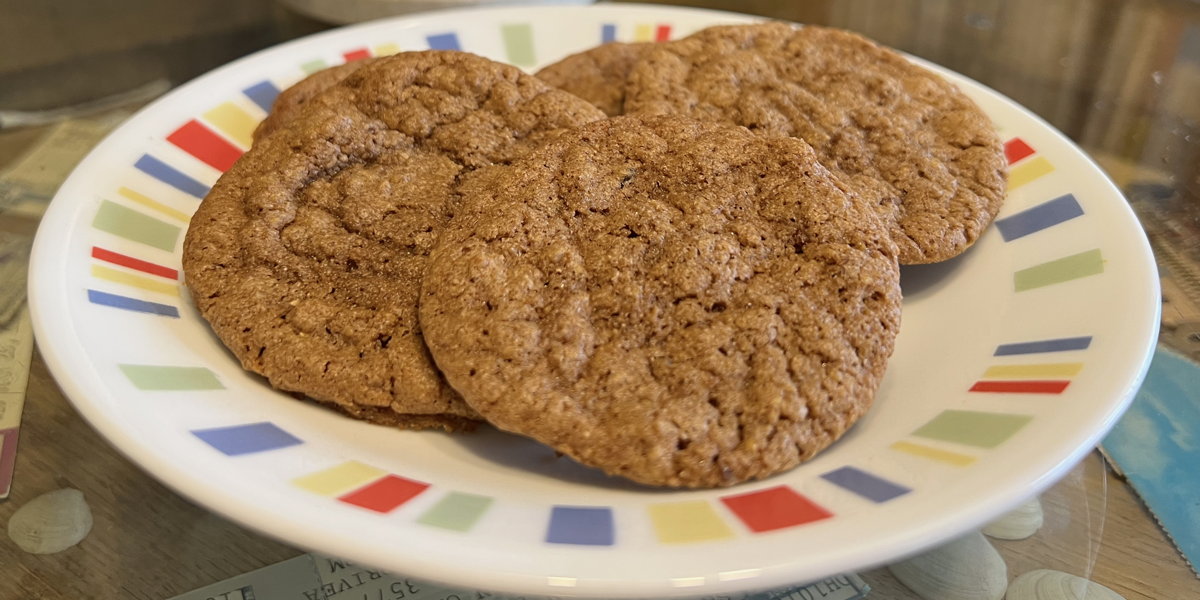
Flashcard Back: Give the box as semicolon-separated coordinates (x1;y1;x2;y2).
546;506;614;546
820;466;910;503
995;194;1084;241
602;23;617;42
134;154;210;199
426;33;461;50
192;422;303;456
242;81;281;113
994;336;1093;356
87;289;179;318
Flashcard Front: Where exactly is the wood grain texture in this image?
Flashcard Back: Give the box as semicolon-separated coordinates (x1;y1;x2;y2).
861;454;1199;598
0;354;300;599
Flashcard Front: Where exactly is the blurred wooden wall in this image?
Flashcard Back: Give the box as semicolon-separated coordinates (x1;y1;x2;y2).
0;0;280;109
3;0;1196;197
648;0;1200;200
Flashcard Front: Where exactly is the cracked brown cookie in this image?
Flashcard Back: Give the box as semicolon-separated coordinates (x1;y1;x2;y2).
420;114;901;485
183;51;606;431
625;23;1007;264
535;42;652;116
252;58;377;142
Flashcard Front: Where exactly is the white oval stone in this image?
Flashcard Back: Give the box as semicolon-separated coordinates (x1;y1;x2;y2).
6;488;94;554
983;497;1044;540
889;532;1008;600
1005;569;1125;600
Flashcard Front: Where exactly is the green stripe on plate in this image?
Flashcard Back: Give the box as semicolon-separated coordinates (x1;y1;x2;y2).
501;23;536;66
1014;249;1104;291
92;200;181;251
418;491;493;531
301;59;328;74
119;365;223;390
912;410;1033;449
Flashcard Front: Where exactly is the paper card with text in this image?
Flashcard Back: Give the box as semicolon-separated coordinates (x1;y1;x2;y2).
170;553;869;600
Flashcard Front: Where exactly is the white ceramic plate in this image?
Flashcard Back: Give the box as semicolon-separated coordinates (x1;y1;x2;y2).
28;4;1160;598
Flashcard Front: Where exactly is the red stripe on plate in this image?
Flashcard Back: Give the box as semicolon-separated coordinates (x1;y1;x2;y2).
343;48;371;62
1005;138;1035;165
970;380;1070;394
339;474;429;513
720;485;832;532
166;120;243;172
655;24;672;41
91;246;178;280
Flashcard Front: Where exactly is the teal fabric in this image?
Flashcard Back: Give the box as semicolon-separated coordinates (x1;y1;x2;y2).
1102;346;1200;575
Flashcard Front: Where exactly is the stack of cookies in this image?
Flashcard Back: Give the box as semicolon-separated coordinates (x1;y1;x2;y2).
182;23;1006;488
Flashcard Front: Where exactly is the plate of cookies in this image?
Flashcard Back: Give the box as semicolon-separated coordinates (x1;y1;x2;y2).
28;3;1159;597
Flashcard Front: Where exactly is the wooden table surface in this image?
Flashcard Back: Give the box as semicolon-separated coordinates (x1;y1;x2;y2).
2;1;1199;598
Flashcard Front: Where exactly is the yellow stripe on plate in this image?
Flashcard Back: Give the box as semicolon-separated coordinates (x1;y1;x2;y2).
374;42;401;56
202;102;258;148
982;362;1083;379
648;500;735;543
292;461;386;497
91;265;180;296
1008;156;1055;190
116;187;190;223
634;24;654;41
890;441;976;467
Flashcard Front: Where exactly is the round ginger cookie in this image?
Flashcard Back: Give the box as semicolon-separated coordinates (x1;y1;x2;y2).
625;23;1007;264
420;114;901;486
535;42;652;116
252;58;377;142
183;51;605;431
